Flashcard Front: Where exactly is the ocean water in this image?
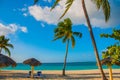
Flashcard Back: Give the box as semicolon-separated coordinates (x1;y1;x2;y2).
1;62;120;70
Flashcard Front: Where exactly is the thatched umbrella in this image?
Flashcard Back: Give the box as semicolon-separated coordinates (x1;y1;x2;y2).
101;57;120;66
101;57;112;65
23;58;41;78
101;57;120;80
0;54;16;68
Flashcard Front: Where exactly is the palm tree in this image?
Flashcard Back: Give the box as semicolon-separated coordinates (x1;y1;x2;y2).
100;29;120;80
101;45;120;80
53;18;82;76
0;35;14;57
50;0;110;79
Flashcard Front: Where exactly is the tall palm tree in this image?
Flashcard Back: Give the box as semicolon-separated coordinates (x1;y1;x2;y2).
53;18;82;76
0;35;14;57
50;0;110;80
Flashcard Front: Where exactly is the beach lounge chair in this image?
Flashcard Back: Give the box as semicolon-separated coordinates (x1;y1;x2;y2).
34;71;43;78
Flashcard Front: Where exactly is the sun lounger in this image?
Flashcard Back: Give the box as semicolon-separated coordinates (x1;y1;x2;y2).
34;71;43;78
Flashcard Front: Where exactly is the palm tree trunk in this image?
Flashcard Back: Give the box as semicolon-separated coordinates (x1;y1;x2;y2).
108;66;113;80
31;66;34;78
62;39;69;76
81;0;107;80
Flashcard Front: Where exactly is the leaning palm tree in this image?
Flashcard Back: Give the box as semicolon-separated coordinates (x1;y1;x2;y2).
0;35;14;57
53;18;82;76
50;0;110;79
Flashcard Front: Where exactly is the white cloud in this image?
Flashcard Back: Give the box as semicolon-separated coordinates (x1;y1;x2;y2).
28;5;63;24
0;23;28;36
19;27;28;33
28;0;120;28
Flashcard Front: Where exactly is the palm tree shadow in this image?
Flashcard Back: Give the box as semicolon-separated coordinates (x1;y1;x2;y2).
0;71;120;79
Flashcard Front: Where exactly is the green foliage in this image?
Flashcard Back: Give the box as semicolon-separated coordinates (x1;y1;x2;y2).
59;0;74;19
100;29;120;41
101;29;120;67
92;0;102;9
53;18;82;48
102;0;110;22
50;0;61;11
51;0;74;19
102;45;120;66
51;0;110;22
0;35;14;56
92;0;110;22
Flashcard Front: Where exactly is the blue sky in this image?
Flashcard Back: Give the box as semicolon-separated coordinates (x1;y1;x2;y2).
0;0;120;63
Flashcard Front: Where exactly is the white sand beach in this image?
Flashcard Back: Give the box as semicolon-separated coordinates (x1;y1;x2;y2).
0;69;120;80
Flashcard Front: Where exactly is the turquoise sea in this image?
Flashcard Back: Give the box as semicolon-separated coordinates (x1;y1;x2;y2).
1;62;120;70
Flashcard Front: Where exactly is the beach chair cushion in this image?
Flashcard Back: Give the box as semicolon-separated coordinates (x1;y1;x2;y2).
34;71;43;78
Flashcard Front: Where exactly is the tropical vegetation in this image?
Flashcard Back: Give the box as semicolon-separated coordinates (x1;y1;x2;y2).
0;35;14;57
53;18;82;76
50;0;110;80
101;29;120;80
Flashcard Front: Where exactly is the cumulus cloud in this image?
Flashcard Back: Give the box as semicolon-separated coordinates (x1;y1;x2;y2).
28;0;120;28
0;23;28;36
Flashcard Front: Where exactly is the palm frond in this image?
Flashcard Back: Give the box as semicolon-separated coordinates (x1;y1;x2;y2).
59;0;74;19
58;22;65;27
54;27;65;33
92;0;103;9
54;28;60;33
102;0;110;22
73;32;82;38
62;36;68;43
50;0;61;11
64;18;72;27
52;35;64;41
71;36;75;48
100;34;109;38
54;32;64;37
3;47;11;57
0;35;5;41
6;44;14;49
92;0;110;22
100;29;120;41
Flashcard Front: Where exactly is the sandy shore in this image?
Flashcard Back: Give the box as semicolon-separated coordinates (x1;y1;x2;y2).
0;69;120;80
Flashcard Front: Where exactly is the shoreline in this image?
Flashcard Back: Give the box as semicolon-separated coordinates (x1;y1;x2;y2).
0;69;120;80
1;68;120;71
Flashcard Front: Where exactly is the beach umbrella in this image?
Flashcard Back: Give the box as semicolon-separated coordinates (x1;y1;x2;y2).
0;54;16;68
101;57;120;66
101;57;112;65
101;57;120;80
23;58;41;78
